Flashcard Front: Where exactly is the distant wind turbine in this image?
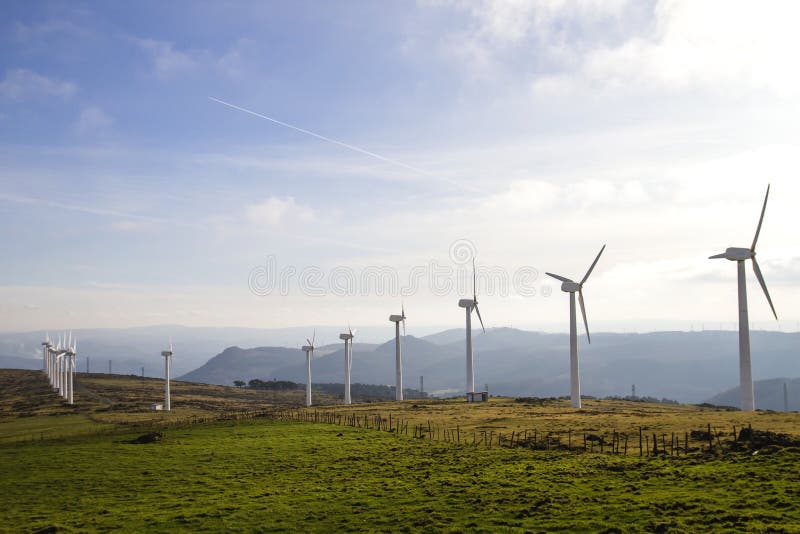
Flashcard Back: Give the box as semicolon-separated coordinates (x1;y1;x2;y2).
161;339;174;411
709;184;778;412
301;331;316;407
65;337;76;405
339;326;355;405
546;244;606;409
458;259;485;398
41;334;52;383
389;304;407;401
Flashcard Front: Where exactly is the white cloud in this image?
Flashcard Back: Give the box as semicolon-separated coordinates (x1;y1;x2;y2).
429;1;800;97
245;196;315;227
133;37;259;81
75;105;113;134
484;179;560;213
0;69;77;100
537;0;800;94
134;38;196;76
111;220;157;232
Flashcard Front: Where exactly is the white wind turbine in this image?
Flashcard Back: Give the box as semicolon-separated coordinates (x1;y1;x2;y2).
50;334;61;390
546;244;606;409
389;304;407;401
53;335;65;397
709;184;778;412
41;333;52;376
458;259;485;397
301;331;316;407
65;336;77;405
339;326;355;405
161;339;174;411
66;332;74;399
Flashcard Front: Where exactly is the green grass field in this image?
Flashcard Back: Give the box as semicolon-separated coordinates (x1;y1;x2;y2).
2;370;800;532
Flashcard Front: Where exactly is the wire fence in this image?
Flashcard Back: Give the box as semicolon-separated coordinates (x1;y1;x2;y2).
272;408;798;457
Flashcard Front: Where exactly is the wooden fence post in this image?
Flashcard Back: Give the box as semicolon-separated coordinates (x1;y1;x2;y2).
639;427;643;457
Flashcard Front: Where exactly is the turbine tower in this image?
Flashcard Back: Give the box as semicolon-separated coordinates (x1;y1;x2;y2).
339;326;355;405
301;331;316;407
546;244;606;409
161;339;173;411
41;333;52;375
709;184;778;412
55;335;67;398
389;304;407;401
65;337;76;405
458;259;485;397
50;334;61;390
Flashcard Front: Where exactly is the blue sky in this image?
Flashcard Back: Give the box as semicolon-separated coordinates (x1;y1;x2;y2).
1;1;799;336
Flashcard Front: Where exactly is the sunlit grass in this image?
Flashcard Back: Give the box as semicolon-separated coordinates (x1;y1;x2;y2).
2;369;799;532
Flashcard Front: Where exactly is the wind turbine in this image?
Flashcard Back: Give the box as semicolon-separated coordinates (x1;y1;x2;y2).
161;339;173;411
51;334;61;390
65;337;76;405
546;244;606;409
389;304;407;401
339;326;355;405
709;184;778;412
41;333;52;375
301;331;316;407
458;259;485;398
53;334;64;396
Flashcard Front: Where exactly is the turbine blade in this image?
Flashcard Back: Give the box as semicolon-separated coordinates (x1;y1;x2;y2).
579;289;591;344
545;272;571;283
306;338;312;347
472;258;477;301
402;317;406;337
312;329;316;346
709;253;727;259
751;184;770;251
474;303;486;334
752;258;778;320
581;244;606;285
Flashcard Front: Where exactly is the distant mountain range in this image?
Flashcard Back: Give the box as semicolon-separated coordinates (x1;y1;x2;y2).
180;327;799;404
2;325;798;405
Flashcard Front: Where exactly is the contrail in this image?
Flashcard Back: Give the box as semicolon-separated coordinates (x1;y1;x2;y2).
208;96;474;192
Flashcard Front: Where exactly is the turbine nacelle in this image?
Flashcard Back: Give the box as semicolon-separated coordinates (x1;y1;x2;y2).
161;338;174;358
458;298;476;308
389;314;404;322
560;280;581;293
339;333;354;340
301;345;314;352
710;247;754;262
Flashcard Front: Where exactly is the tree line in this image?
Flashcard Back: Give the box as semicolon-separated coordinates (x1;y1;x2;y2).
233;378;428;400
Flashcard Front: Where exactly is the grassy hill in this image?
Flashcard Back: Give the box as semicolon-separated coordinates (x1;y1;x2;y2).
2;370;800;532
0;369;337;444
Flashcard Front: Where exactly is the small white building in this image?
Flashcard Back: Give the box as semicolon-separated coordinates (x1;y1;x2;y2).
149;403;164;411
467;391;488;402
